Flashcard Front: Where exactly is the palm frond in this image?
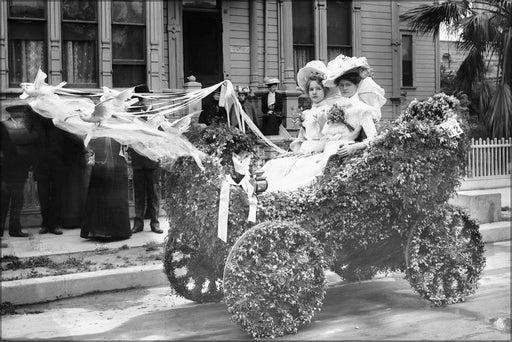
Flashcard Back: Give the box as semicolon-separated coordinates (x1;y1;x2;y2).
483;83;512;138
455;48;486;92
457;12;500;52
401;1;470;39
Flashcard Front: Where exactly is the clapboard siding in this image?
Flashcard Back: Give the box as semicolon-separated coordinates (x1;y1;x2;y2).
157;0;437;118
360;0;393;120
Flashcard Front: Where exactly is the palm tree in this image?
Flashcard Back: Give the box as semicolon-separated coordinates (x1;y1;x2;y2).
402;0;511;138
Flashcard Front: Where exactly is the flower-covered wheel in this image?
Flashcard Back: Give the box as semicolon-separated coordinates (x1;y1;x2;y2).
163;235;224;303
405;205;486;306
223;220;327;338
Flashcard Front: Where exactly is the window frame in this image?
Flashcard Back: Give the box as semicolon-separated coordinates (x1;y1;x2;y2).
401;32;415;88
111;1;147;87
326;0;352;59
7;0;48;87
61;0;99;88
292;0;315;77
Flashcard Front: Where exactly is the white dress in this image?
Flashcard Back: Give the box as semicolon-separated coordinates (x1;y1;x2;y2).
261;94;377;193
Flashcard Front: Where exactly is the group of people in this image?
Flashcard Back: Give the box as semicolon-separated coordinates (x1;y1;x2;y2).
1;53;384;241
262;54;385;192
0;85;162;241
198;77;284;136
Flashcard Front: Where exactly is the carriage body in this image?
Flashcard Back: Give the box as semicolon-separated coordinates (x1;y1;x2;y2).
162;93;486;338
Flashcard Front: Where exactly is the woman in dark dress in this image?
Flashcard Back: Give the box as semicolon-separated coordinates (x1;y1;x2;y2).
80;137;131;240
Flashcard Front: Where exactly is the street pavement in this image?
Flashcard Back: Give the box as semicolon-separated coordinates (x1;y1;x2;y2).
1;240;509;340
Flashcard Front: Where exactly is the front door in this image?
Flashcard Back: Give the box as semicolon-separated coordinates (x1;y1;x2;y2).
182;3;223;87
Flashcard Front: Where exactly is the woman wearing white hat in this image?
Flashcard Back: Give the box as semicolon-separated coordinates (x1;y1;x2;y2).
321;54;384;158
261;61;342;192
260;77;283;135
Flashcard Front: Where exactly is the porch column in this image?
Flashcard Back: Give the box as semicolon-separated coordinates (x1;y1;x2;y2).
390;0;402;118
281;0;295;91
352;0;362;56
167;0;183;89
249;0;259;92
280;0;302;130
0;0;8;91
48;0;61;85
147;0;163;91
315;0;328;62
99;0;112;87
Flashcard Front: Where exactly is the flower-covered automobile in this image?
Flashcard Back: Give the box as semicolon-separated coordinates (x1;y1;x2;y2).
162;93;486;338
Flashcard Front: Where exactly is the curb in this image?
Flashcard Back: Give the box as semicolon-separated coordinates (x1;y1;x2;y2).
1;264;168;305
1;223;510;306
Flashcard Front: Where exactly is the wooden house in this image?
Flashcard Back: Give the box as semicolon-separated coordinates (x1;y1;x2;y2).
1;0;440;122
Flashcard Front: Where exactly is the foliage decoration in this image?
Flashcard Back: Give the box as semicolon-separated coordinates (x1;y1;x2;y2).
405;205;486;306
223;221;327;339
402;0;512;138
257;93;480;296
162;93;485;331
161;123;261;302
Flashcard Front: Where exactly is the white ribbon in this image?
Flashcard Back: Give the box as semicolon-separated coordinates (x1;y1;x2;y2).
217;154;259;242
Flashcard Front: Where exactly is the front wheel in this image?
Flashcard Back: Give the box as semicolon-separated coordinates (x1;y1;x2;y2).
405;205;486;306
223;220;327;338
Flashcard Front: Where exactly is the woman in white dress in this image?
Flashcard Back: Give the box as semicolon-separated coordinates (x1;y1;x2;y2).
321;55;385;158
262;61;337;192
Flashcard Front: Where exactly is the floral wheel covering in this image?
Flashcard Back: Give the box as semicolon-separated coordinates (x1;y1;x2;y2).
223;220;327;338
405;205;486;306
163;235;224;303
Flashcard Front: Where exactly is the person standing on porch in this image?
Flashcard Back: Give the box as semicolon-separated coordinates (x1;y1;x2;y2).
260;77;284;135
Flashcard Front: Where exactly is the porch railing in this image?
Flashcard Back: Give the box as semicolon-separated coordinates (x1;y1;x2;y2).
466;138;511;178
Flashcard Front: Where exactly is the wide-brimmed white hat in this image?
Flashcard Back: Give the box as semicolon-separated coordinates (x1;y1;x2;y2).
296;60;329;92
263;77;280;85
324;54;370;88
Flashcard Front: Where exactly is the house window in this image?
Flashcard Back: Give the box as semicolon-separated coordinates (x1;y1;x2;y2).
327;0;352;60
7;0;47;86
402;34;413;87
62;0;98;87
112;0;146;87
292;0;314;76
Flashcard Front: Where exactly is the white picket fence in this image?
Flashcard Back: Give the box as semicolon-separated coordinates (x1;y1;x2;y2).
467;138;512;178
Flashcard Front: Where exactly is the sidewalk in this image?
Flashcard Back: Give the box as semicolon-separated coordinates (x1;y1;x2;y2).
1;218;168;258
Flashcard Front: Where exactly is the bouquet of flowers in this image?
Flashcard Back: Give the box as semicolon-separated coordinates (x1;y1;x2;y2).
326;103;354;131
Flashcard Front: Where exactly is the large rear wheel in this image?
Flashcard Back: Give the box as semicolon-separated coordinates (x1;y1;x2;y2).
405;206;486;306
163;234;224;303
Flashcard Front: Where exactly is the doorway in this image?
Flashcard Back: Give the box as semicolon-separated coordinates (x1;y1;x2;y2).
182;6;223;87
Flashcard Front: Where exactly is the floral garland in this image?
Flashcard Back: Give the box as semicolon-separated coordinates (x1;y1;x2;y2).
326;103;354;131
161;123;260;303
223;221;327;338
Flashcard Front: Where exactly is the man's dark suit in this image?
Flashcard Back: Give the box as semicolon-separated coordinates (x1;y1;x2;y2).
260;91;284;135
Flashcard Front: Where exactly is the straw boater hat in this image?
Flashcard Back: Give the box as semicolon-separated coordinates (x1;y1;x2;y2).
323;54;370;88
263;77;280;86
296;60;329;92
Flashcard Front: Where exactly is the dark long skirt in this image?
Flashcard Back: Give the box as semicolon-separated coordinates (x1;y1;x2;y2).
80;138;131;240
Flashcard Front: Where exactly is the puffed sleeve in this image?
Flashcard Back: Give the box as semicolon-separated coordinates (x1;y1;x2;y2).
360;109;377;144
358;77;386;122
